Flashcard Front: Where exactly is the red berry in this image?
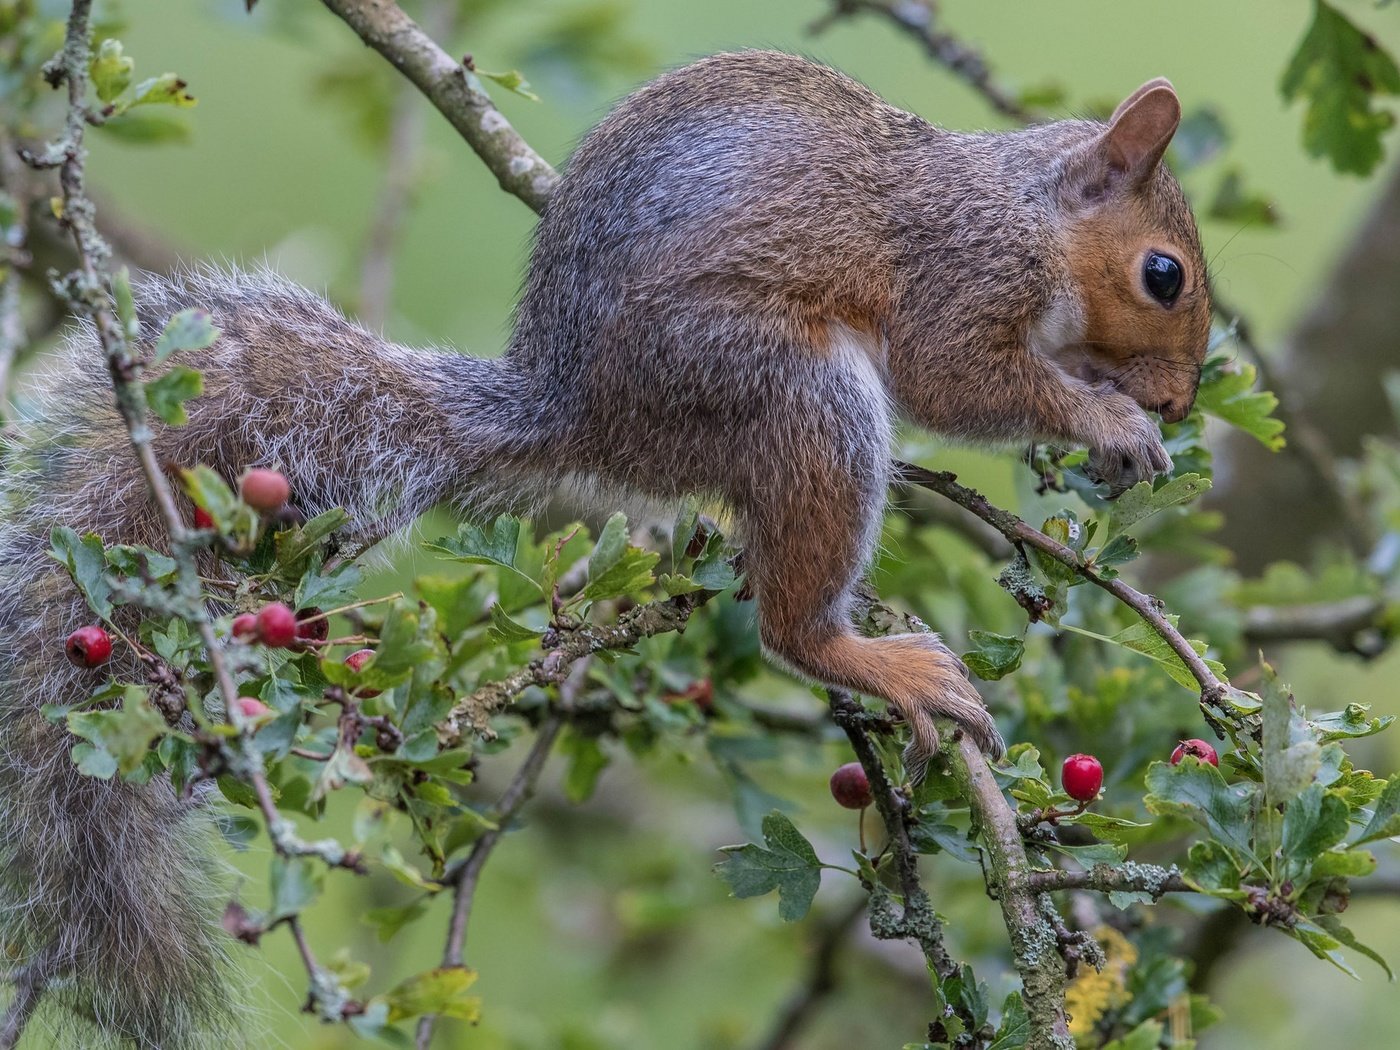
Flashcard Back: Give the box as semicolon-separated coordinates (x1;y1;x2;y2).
255;602;298;648
239;468;290;512
237;697;271;718
344;648;380;698
294;607;328;644
1061;754;1103;803
231;613;258;640
65;626;112;669
193;506;215;530
1171;738;1220;767
829;762;873;810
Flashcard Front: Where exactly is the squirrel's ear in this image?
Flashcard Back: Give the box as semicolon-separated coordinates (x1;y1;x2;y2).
1102;78;1180;187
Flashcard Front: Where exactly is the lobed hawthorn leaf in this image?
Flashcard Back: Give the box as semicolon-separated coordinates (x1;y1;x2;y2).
960;630;1024;681
94;110;191;144
269;855;323;921
427;515;541;595
1314;915;1394;980
49;526;114;618
89;38;133;102
363;899;429;943
68;686;166;777
475;67;540;102
1106;473;1211;537
1209;167;1282;227
144;365;203;425
382;966;480;1023
272;508;351;579
1281;784;1350;879
1312;702;1394;742
129;72;196;108
1144;759;1258;862
1281;0;1400;175
715;810;822;922
582;511;659;602
1352;776;1400;846
1185;840;1246;899
180;465;242;534
987;992;1030;1050
1197;356;1286;450
1102;617;1227;693
560;729;609;803
152;308;218;363
1261;663;1322;808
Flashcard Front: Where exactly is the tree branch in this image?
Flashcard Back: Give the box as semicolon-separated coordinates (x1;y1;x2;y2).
416;677;571;1050
1026;863;1191;898
318;0;558;213
808;0;1033;122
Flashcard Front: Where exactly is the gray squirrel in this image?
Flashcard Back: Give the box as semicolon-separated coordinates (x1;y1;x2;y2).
0;51;1209;1046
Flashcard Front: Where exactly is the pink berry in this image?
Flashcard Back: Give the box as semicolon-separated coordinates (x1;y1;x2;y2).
237;697;270;718
1061;754;1104;803
255;603;297;648
231;614;258;640
344;648;380;698
1171;738;1220;767
829;762;873;810
239;468;290;512
193;506;215;530
65;626;112;669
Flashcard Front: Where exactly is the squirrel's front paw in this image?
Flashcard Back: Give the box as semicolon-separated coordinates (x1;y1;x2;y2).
1086;410;1171;498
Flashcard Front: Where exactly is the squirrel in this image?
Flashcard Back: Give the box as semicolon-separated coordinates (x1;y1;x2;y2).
0;51;1209;1047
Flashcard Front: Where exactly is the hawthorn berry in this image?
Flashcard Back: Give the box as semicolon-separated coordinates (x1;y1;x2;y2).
829;762;873;810
239;468;290;512
237;697;271;718
255;603;298;648
231;613;258;640
1170;738;1219;767
294;607;328;645
193;506;215;530
344;648;380;698
1061;753;1103;803
65;626;112;668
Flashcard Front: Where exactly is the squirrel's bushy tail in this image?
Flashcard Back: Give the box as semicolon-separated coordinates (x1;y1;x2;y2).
0;362;235;1048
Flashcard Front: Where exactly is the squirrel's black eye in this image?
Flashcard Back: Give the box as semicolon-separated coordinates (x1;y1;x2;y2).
1143;252;1183;304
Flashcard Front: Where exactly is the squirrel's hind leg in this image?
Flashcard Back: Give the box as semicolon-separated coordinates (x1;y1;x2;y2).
733;364;1004;763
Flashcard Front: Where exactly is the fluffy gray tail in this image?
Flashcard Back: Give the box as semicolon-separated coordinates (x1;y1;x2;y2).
0;410;235;1047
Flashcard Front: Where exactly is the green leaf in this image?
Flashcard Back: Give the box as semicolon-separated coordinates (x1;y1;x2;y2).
95;110;192;144
144;366;203;425
1281;0;1400;175
49;526;114;618
1209;168;1281;227
383;966;480;1023
180;466;241;529
1185;840;1246;899
1094;533;1139;569
1144;760;1258;861
363;899;429;943
269;856;323;921
988;992;1029;1049
89;38;133;103
486;603;542;644
561;730;609;803
152;309;218;363
1107;473;1211;536
1171;107;1229;169
1312;703;1394;742
476;67;540;102
1261;664;1321;807
427;516;541;594
960;631;1023;681
582;512;659;601
68;687;167;776
380;845;442;892
1314;915;1393;979
1352;776;1400;845
1281;785;1349;874
129;72;196;108
1196;358;1286;449
715;810;822;922
1103;1021;1164;1050
71;742;118;779
113;267;138;340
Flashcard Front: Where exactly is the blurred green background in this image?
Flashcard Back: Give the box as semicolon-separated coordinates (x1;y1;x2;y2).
31;0;1400;1047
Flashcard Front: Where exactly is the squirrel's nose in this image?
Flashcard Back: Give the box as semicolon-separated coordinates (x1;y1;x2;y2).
1153;398;1192;424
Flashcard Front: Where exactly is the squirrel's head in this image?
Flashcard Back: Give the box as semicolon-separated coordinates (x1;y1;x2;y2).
1047;78;1210;424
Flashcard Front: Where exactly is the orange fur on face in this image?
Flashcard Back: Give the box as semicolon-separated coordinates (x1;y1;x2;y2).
1058;189;1211;422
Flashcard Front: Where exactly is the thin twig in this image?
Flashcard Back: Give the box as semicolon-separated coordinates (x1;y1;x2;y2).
13;2;342;1031
415;687;571;1049
808;0;1033;122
